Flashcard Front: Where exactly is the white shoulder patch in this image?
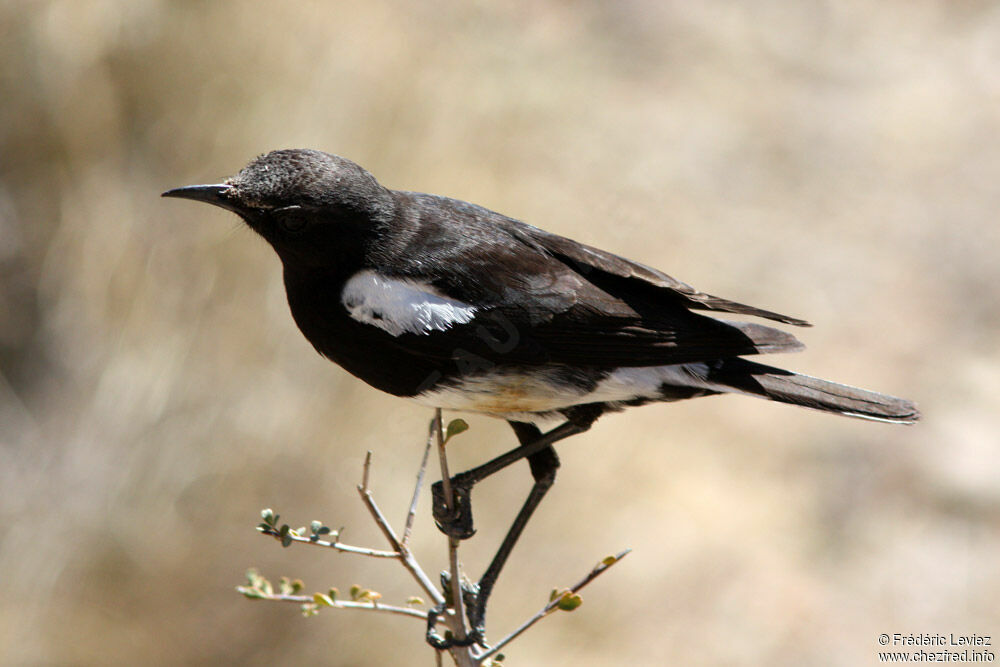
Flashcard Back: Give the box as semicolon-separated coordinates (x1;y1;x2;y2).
341;270;478;337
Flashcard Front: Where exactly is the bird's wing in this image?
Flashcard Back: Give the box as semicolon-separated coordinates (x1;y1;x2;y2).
501;219;811;327
350;193;805;368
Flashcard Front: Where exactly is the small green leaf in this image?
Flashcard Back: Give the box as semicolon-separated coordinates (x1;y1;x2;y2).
239;588;262;599
406;596;425;606
291;579;304;594
351;588;379;602
443;419;469;444
310;520;322;534
279;576;292;595
556;592;583;612
327;587;339;601
313;592;334;607
602;555;618;566
261;508;275;524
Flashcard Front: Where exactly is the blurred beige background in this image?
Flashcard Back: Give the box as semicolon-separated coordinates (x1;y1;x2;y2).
2;1;998;665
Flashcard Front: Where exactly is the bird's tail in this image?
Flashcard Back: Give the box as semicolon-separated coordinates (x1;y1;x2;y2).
700;358;919;423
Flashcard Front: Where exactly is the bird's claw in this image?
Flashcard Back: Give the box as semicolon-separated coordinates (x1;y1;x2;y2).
425;602;486;650
432;477;476;539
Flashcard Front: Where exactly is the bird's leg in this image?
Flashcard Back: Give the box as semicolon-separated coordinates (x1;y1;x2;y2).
431;406;602;643
431;417;590;540
465;425;561;637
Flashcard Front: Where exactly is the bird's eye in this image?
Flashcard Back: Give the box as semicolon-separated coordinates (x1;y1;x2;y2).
274;206;309;233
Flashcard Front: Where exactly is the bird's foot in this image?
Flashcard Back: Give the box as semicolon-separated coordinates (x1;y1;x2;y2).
432;475;476;539
425;600;485;650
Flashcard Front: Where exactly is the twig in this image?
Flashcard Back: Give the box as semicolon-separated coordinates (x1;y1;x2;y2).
238;589;429;620
479;549;632;661
247;416;631;666
433;409;471;647
257;526;399;558
403;421;435;546
434;409;456;511
362;450;372;490
357;447;476;667
357;451;445;607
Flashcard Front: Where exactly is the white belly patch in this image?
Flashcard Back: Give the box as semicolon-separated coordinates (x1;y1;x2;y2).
411;362;722;418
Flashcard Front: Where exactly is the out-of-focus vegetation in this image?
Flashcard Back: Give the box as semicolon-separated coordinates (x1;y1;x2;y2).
2;2;998;664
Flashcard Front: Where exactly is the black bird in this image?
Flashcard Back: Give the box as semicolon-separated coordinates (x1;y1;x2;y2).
164;149;918;638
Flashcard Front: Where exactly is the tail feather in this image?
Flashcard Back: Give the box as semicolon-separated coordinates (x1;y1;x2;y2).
703;358;920;423
725;320;805;355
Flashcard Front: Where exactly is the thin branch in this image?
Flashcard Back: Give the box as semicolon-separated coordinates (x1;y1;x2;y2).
246;417;632;666
362;450;372;490
434;409;456;510
357;447;476;667
402;421;435;546
357;452;445;607
434;409;470;646
257;526;399;558
479;549;632;661
237;589;429;621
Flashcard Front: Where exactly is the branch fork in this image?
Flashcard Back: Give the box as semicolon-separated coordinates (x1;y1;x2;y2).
237;409;629;665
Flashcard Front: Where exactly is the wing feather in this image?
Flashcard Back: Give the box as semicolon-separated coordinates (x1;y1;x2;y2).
505;221;811;326
370;192;808;369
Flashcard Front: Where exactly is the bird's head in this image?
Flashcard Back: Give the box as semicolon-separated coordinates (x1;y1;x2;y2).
163;149;394;267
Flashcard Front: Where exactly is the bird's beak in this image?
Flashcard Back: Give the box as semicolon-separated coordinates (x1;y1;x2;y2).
162;183;245;215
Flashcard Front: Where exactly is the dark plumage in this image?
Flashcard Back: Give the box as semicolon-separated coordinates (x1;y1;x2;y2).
163;149;918;425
